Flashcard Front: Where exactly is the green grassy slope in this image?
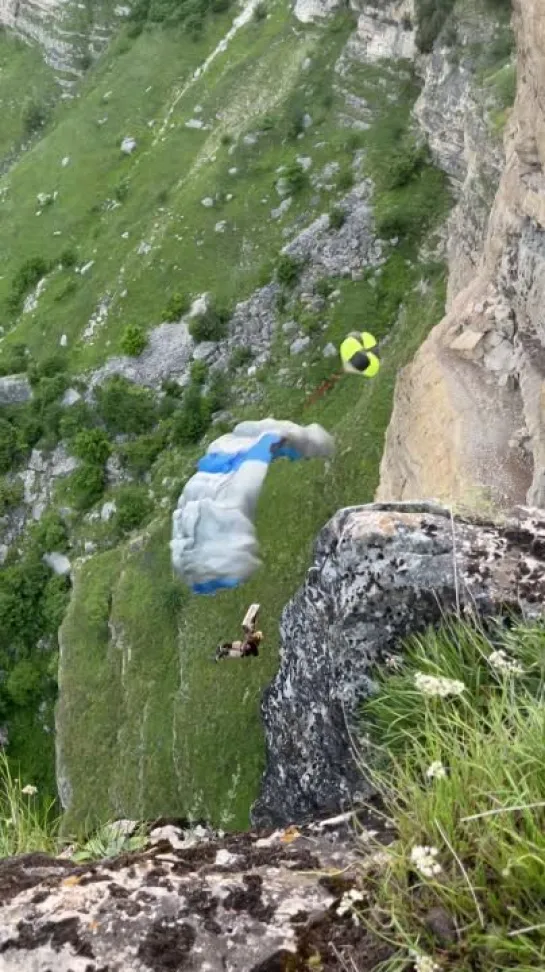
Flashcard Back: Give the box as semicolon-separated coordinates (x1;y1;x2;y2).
0;32;57;169
0;0;459;829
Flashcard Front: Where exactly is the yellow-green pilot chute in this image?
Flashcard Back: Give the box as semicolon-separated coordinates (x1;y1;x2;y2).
340;331;380;377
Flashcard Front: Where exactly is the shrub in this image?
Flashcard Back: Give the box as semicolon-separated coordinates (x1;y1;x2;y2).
189;303;230;343
41;574;71;634
415;0;456;53
114;179;130;203
68;463;106;511
7;257;50;317
329;206;346;230
163;291;190;322
59;401;96;441
286;105;305;140
284;161;308;195
29;354;66;385
229;346;253;371
31;511;69;554
0;477;23;515
337;167;354;193
170;384;211;445
276;254;301;288
72;428;112;466
379;142;429;191
120;324;148;357
120;429;167;476
22;100;48;138
190;360;208;385
95;377;157;436
6;658;42;707
253;1;267;19
206;371;229;413
220;132;233;146
0;419;17;474
0;343;29;377
114;485;153;534
314;278;334;300
60;247;78;270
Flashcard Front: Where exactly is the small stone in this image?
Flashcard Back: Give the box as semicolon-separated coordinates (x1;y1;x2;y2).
243;133;258;146
137;241;152;255
296;155;312;171
100;501;117;522
61;156;71;167
271;197;292;220
290;336;310;355
201;197;215;208
226;193;233;202
323;342;337;358
282;320;297;335
228;167;238;175
276;178;290;198
121;136;137;155
43;552;71;575
62;388;81;407
302;113;313;129
215;849;238;867
484;343;516;373
215;220;227;233
84;541;97;554
194;104;203;114
186;118;204;129
60;334;68;347
449;330;484;353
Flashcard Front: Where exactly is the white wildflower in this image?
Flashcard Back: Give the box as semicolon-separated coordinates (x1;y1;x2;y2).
337;887;364;924
385;654;403;670
410;845;442;879
21;784;38;796
414;672;465;698
412;953;440;972
488;649;524;677
426;761;447;780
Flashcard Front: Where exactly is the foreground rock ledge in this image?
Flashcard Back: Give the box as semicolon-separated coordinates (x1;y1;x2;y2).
0;816;390;972
252;502;545;828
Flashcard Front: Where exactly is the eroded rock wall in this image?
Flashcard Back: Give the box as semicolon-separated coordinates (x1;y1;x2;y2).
378;0;545;512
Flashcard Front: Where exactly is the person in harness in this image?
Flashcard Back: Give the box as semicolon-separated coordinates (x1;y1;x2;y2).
339;331;380;377
215;604;263;662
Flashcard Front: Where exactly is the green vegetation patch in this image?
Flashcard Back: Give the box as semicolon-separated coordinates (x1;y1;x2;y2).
360;617;545;971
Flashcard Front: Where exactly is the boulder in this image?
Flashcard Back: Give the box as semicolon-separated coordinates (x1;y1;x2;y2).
252;502;545;827
0;375;32;406
0;816;391;972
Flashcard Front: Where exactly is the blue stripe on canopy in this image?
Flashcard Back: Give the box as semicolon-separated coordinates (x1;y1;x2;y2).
197;432;302;475
192;577;241;595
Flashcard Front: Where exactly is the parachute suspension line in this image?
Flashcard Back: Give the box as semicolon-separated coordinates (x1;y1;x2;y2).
303;371;343;409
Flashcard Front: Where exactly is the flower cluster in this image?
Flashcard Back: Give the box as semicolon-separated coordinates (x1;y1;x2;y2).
21;784;37;796
414;672;465;698
410;845;442;878
337;887;364;924
412;953;440;972
426;761;447;780
488;649;524;677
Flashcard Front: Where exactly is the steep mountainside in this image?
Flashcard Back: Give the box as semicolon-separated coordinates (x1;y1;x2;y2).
378;0;544;515
0;0;514;830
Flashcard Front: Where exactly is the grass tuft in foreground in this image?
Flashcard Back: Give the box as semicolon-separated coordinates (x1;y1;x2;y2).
357;617;545;971
0;753;59;857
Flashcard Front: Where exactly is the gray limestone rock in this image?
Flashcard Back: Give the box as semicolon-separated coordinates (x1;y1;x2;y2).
252;502;545;827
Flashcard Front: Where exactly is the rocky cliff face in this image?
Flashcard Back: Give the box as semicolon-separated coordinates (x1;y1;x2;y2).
253;502;545;827
0;814;391;972
378;0;545;513
0;0;123;85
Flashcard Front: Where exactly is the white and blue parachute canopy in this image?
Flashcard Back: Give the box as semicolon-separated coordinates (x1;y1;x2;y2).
170;418;334;595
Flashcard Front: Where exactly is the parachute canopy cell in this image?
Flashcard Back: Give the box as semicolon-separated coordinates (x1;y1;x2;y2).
170;418;335;595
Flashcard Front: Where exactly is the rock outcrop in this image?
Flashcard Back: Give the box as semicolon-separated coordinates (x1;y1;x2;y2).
252;502;545;827
0;0;124;85
378;0;545;512
0;815;391;972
